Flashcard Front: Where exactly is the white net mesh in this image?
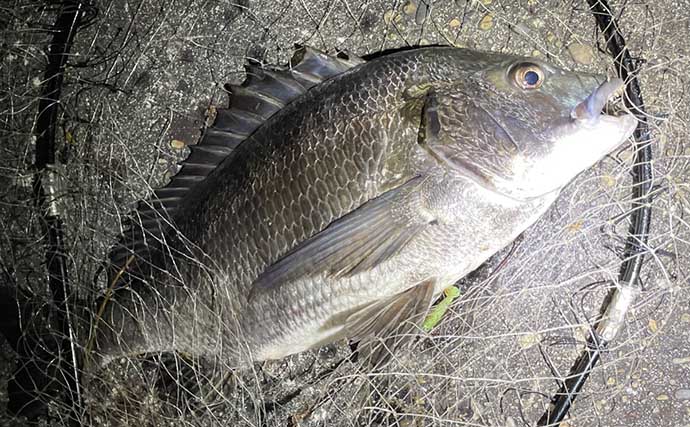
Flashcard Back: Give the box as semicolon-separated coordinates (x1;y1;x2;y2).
1;0;688;425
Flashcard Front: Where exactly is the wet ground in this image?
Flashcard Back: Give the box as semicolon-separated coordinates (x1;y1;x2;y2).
1;0;689;426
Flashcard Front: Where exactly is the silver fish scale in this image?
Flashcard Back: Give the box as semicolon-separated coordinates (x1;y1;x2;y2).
97;46;618;366
165;52;436;358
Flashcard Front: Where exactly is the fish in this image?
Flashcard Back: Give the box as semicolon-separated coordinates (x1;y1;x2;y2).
91;46;637;369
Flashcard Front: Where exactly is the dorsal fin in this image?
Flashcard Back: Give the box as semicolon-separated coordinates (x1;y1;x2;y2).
107;46;365;288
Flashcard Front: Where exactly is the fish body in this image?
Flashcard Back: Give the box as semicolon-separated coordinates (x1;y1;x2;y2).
95;46;636;367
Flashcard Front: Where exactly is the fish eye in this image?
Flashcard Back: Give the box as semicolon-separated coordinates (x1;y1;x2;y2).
510;63;544;90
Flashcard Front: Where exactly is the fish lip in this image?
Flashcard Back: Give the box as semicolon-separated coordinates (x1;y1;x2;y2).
599;112;638;143
571;78;626;122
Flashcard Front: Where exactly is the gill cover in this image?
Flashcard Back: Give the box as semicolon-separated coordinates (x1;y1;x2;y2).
419;58;637;201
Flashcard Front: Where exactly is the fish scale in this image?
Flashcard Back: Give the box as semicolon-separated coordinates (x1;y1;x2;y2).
94;46;636;369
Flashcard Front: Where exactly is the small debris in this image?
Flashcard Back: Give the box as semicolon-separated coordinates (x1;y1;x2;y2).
518;332;540;349
566;220;583;233
675;389;690;401
171;139;186;150
656;393;669;401
384;10;402;25
601;175;616;187
403;1;416;15
422;285;460;331
567;43;594;65
205;105;217;126
672;356;690;365
478;14;493;30
65;130;76;145
414;0;433;24
648;318;658;333
529;17;544;29
290;404;313;424
546;32;563;48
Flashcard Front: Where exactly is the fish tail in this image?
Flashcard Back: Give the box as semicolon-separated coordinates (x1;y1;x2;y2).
85;281;243;373
85;294;171;372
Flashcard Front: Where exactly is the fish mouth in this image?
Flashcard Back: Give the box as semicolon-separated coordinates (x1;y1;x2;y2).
571;77;637;139
571;78;628;122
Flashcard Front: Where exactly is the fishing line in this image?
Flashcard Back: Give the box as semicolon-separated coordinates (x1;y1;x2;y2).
5;1;91;423
0;1;666;425
537;0;653;424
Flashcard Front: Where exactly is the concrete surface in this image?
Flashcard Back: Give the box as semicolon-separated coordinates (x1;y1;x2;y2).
0;0;688;426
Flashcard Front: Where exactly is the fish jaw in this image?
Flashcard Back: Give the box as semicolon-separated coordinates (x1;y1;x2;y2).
497;80;638;200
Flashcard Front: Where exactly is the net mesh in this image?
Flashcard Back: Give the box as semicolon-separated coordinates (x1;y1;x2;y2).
1;0;688;425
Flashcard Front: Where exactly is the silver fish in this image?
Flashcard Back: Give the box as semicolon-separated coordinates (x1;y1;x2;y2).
93;46;636;368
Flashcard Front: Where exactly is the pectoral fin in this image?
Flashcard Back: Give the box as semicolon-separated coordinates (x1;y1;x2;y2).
346;279;436;367
250;177;430;295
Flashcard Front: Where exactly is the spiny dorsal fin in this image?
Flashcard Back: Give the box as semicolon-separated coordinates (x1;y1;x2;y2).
107;46;365;287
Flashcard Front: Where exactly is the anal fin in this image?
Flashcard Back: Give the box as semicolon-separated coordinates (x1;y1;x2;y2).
347;279;436;368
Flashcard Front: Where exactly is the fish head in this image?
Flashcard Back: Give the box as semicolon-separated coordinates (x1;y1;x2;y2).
423;54;638;201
